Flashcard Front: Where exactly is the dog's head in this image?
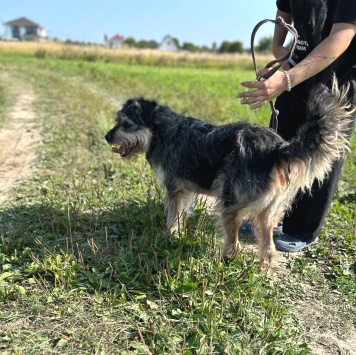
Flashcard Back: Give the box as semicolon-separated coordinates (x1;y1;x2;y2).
105;98;157;158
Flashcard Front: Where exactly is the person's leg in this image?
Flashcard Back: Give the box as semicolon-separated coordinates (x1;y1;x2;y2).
275;81;356;251
281;158;344;243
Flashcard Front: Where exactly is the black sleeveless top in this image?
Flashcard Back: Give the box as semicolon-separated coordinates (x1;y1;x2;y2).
276;0;356;85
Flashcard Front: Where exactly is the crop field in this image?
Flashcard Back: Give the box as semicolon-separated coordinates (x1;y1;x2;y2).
0;42;355;354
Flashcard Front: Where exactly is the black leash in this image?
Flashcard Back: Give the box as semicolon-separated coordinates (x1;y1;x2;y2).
250;16;298;131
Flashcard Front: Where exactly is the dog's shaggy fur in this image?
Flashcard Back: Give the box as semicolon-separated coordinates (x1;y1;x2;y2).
105;78;353;268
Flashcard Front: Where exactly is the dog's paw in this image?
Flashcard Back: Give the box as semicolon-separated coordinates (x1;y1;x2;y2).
259;248;276;272
167;220;187;235
162;227;172;238
259;261;275;273
222;243;242;260
169;225;179;233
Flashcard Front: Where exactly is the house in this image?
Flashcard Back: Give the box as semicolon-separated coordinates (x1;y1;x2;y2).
3;17;46;41
157;35;178;51
105;34;124;49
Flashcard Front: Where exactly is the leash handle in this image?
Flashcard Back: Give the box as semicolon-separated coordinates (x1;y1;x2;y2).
251;16;298;79
250;17;298;130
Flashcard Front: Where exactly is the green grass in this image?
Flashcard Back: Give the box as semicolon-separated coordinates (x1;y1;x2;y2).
0;54;355;354
0;84;7;127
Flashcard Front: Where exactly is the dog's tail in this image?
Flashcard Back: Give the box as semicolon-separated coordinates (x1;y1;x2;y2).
279;75;354;192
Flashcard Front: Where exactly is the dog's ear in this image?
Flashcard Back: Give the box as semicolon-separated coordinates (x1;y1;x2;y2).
137;98;158;123
121;98;158;126
120;99;143;124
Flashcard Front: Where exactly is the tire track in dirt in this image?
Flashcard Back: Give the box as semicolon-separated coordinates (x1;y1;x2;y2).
0;83;41;202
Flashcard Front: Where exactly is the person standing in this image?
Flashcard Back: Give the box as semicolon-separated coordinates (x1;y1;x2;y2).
237;0;356;252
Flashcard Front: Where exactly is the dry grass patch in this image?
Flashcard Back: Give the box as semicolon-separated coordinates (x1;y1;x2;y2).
0;40;273;69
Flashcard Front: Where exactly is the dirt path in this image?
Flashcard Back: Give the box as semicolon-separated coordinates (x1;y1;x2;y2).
0;81;41;202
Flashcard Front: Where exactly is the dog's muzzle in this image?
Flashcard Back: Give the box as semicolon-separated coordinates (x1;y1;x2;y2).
111;142;134;157
105;131;135;157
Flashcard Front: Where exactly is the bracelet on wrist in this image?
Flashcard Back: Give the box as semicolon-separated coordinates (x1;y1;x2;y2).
284;70;292;92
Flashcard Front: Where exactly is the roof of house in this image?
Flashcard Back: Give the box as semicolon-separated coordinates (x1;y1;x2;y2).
111;34;124;40
4;17;40;27
158;35;178;49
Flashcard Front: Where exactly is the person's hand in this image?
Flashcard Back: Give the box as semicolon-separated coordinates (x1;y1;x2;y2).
237;70;288;109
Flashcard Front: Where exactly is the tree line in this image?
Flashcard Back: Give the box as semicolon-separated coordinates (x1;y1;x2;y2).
63;36;274;53
117;36;273;53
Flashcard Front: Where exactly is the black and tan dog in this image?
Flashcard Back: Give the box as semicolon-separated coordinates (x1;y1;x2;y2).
105;78;353;268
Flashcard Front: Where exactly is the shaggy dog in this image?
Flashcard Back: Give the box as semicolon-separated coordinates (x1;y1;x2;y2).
105;78;353;268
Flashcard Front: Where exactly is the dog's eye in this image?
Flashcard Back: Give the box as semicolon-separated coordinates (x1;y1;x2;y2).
122;121;134;129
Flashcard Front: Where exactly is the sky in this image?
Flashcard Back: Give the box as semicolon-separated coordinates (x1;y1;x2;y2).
1;1;277;49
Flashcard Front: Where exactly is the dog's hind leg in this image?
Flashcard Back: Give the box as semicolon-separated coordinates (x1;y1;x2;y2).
254;211;279;270
221;209;244;260
165;189;194;233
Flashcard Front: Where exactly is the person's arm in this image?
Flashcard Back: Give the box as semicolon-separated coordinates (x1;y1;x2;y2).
272;10;293;61
237;22;356;109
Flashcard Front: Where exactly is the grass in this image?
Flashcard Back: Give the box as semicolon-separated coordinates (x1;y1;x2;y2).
0;47;355;354
0;83;8;127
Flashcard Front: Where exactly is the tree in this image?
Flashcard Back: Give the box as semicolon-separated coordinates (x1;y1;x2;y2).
201;45;210;52
137;40;158;49
124;37;136;48
219;41;244;53
219;41;231;53
256;36;273;53
227;41;244;53
182;42;199;52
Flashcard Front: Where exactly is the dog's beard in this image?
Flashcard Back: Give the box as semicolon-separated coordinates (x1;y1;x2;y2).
110;128;152;158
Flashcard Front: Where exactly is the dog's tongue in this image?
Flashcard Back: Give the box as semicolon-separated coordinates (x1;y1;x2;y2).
112;143;127;155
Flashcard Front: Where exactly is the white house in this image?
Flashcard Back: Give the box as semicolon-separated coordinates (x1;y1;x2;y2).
157;35;178;51
3;17;46;41
105;34;124;49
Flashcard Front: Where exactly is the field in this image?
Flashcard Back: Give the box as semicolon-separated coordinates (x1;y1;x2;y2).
0;42;355;354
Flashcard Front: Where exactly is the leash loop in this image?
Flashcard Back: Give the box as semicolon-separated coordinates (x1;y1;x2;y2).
250;16;298;131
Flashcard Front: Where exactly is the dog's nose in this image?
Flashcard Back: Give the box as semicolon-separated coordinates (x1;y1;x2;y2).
105;131;113;143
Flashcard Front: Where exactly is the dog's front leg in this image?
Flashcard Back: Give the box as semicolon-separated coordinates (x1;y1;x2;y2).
165;189;194;233
221;210;243;260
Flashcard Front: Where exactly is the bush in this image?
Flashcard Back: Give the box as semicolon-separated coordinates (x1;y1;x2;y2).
219;40;244;54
